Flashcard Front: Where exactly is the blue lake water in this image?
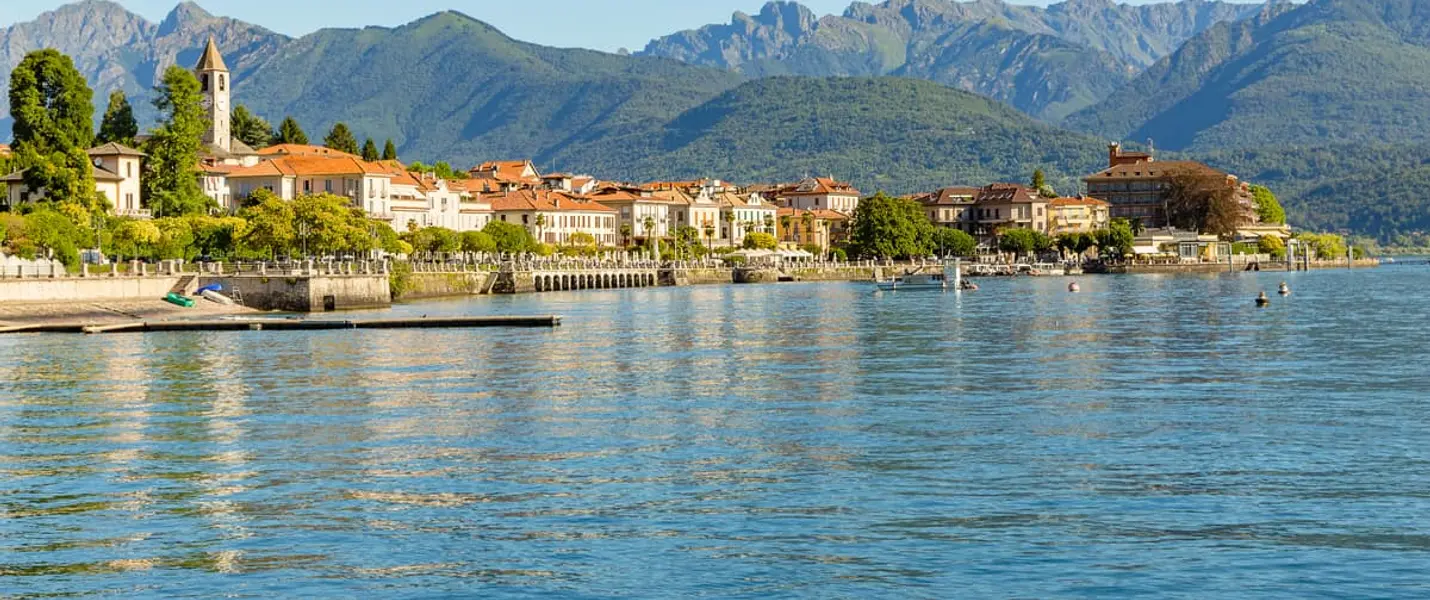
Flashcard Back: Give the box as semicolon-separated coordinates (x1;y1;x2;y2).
3;267;1429;598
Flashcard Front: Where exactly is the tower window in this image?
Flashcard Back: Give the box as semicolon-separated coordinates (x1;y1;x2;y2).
219;75;226;91
201;74;209;92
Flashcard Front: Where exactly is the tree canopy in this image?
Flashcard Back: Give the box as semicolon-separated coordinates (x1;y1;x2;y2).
273;116;309;145
1165;167;1245;238
324;122;360;155
96;90;137;147
232;105;273;149
931;227;976;257
382;139;398;161
143;65;211;217
361;138;379;162
8;49;97;209
849;192;933;259
482;220;535;254
1250;185;1286;225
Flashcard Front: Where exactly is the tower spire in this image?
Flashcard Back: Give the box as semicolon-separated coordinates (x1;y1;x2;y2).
196;36;228;72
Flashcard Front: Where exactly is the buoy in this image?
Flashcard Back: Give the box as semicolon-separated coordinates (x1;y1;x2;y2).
1068;281;1081;293
1278;282;1291;296
1256;292;1271;307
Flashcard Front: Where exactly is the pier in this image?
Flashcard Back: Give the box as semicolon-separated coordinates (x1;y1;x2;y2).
0;315;561;335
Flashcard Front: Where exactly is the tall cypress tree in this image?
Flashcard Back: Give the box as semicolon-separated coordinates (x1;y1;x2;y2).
382;139;398;161
361;138;379;162
8;49;97;209
96;90;138;147
323;123;359;155
272;116;308;146
143;66;209;217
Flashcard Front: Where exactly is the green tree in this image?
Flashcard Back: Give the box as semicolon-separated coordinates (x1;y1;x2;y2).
999;228;1037;256
460;230;496;253
110;218;161;260
9;49;97;209
238;189;295;258
743;231;778;250
273;116;308;145
1298;232;1348;260
1250;185;1286;225
361;138;379;162
1095;220;1135;259
483;220;535;254
143;65;210;217
1032;169;1046;190
382;139;398;161
323;122;360;155
96;90;137;146
231;105;273;149
1258;235;1286;259
848;192;933;259
21;209;86;267
931;227;976;257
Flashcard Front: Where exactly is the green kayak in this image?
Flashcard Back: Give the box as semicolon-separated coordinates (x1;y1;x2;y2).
164;292;195;308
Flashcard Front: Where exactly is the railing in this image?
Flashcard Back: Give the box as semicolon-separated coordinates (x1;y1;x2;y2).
114;208;153;219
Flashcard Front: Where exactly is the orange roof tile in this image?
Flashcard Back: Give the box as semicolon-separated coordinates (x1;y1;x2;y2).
257;144;359;159
487;189;615;213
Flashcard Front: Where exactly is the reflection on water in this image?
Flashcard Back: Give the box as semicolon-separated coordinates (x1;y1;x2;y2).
3;268;1430;597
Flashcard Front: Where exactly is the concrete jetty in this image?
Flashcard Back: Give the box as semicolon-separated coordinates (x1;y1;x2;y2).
0;315;562;335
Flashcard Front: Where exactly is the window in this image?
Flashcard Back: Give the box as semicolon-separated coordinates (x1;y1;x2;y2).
201;74;210;92
126;162;132;178
125;193;134;209
219;74;226;91
303;180;312;193
325;180;333;193
522;215;529;224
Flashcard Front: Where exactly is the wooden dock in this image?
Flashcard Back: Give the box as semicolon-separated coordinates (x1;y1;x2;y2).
0;315;562;335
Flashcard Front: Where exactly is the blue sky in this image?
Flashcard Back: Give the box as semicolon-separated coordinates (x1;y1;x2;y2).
1;0;874;52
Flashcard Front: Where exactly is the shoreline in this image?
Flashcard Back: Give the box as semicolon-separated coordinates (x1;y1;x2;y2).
0;299;261;328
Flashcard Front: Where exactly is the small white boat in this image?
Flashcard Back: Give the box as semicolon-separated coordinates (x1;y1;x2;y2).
875;261;961;292
876;272;949;291
201;289;236;305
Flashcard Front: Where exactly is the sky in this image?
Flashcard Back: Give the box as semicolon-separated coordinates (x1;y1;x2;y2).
0;0;871;53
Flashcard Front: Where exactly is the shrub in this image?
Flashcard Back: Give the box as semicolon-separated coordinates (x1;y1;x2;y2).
1257;236;1286;259
743;232;777;250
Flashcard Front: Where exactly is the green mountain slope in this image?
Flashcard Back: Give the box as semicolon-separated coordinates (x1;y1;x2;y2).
237;11;744;166
548;77;1107;194
1068;0;1430;151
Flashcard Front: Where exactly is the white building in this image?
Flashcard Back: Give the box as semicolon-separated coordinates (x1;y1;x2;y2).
1;142;148;218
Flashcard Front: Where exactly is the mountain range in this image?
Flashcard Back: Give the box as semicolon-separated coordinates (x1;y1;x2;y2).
2;0;1430;241
640;0;1262;120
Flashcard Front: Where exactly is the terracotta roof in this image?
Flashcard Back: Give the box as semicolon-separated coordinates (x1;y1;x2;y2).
1050;196;1110;207
224;160;296;178
196;36;228;72
783;176;861;197
487;189;615;213
917;186;980;206
778;207;848;221
471;160;540;184
0;143;11;157
589;189;649;204
258;144;359;159
198;162;240;175
88;142;146;157
1085;160;1226;181
975;183;1044;205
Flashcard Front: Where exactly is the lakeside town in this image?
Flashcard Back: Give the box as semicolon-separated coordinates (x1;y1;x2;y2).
0;40;1360;281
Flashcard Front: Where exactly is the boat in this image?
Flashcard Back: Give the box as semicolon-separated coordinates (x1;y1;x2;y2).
201;289;235;305
163;292;195;308
875;261;961;292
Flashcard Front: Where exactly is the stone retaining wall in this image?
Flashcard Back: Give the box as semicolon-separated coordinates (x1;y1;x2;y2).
402;272;497;300
0;276;183;304
199;275;390;312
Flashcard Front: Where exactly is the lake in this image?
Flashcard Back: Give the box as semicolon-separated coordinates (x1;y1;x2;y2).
3;267;1428;598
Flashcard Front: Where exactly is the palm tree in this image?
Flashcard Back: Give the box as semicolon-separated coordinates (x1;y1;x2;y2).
763;215;775;234
701;219;715;254
801;212;815;245
534;214;548;244
722;211;736;245
619;223;632;248
642;216;656;257
779;215;792;242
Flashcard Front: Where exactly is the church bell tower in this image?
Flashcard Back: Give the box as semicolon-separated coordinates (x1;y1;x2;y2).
195;36;231;152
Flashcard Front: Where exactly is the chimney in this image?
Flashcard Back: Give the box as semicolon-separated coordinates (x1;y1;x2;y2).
1108;142;1121;168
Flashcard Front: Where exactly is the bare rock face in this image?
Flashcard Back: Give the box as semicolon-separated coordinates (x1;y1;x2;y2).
638;0;1260;121
0;0;287;129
